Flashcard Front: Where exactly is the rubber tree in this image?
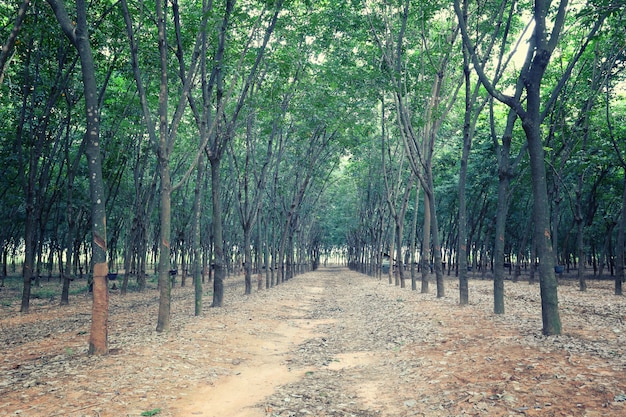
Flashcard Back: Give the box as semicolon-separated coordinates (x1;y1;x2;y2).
60;104;87;305
370;0;462;297
457;0;533;311
48;0;110;354
457;0;511;306
556;37;624;291
121;0;208;332
455;0;611;335
10;2;73;312
275;126;338;283
380;106;415;288
228;68;298;294
193;0;285;307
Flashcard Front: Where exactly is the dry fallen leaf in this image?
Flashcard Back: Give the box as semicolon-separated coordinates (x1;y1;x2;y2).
1;269;625;417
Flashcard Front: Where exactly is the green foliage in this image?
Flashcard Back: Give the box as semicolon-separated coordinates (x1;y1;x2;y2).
140;409;161;417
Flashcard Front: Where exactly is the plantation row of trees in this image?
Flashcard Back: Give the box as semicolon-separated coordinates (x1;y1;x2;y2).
341;0;626;336
344;0;626;336
1;0;625;352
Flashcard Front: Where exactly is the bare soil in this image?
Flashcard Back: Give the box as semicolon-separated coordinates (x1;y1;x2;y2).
1;267;626;417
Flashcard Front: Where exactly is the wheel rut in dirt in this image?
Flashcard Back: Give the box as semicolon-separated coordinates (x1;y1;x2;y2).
170;278;330;417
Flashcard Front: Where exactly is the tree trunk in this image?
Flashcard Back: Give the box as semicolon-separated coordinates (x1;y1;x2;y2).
616;169;626;295
60;172;75;305
17;49;38;312
552;185;562;267
263;217;270;289
421;191;431;293
576;216;586;291
155;160;172;332
395;223;403;287
410;185;420;291
20;197;35;313
396;176;415;289
387;218;395;285
458;44;472;305
243;224;253;295
211;157;225;307
427;169;444;298
493;142;511;313
192;154;205;315
154;0;172;333
76;6;108;354
523;104;561;336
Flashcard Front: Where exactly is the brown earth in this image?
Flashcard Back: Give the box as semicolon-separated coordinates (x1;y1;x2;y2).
1;267;626;417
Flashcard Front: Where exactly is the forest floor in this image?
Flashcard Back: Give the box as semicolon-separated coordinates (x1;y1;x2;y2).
1;267;626;417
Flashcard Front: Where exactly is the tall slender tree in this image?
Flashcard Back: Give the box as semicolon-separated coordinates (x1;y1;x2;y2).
47;0;109;353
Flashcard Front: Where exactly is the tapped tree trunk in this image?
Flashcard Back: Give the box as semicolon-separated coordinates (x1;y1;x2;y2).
48;0;109;354
79;28;109;355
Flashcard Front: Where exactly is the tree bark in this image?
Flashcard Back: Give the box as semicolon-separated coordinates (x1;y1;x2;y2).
492;107;517;314
616;170;626;295
60;125;84;305
523;86;561;334
155;158;172;331
210;157;225;307
421;192;431;293
192;154;205;315
409;184;420;291
427;170;445;298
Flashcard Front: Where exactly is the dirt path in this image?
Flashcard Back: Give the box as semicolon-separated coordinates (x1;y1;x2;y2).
170;283;327;416
2;267;626;416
